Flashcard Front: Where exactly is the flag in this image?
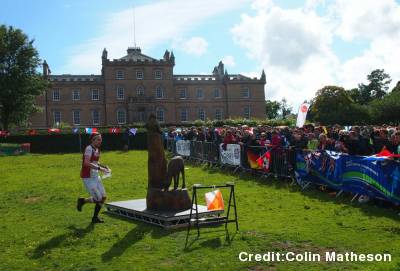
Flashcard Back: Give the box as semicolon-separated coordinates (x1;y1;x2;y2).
48;128;61;133
363;148;400;161
296;103;310;128
205;190;224;211
322;126;328;135
257;151;271;172
247;149;261;169
129;128;137;136
109;127;121;134
72;128;79;134
27;129;37;136
245;127;254;135
85;128;98;134
0;131;10;137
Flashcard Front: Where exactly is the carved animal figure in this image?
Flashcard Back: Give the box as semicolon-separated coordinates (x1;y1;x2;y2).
165;156;185;190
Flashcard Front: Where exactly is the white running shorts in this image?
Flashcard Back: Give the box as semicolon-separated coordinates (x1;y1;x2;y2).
83;176;106;202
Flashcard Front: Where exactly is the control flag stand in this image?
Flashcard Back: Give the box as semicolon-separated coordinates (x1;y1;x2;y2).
185;182;238;247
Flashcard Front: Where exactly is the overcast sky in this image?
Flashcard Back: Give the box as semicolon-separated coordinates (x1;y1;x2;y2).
2;0;400;109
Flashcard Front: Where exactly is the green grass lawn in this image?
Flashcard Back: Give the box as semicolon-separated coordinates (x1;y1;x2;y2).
1;151;400;271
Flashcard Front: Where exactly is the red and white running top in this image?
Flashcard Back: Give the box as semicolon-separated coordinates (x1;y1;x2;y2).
80;145;100;178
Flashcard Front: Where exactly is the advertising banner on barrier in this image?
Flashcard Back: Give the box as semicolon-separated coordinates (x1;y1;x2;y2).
176;140;191;156
219;143;241;166
296;151;400;204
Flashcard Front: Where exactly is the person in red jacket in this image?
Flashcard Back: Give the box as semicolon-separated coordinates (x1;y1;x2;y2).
77;132;110;223
222;130;237;150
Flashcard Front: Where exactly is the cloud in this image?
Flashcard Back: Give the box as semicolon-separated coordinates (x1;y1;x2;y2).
333;0;400;41
222;55;236;67
60;0;248;74
179;37;208;56
231;0;400;108
231;0;338;107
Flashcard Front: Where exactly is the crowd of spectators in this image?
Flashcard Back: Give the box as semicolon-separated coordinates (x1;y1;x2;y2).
165;124;400;155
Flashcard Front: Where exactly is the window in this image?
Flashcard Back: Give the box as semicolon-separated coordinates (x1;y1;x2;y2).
241;87;250;98
73;110;80;125
156;109;165;122
116;70;124;80
117;110;126;124
138;111;145;122
92;110;100;125
180;109;188;122
52;89;60;101
155;86;164;99
154;70;162;80
72;89;80;101
215;109;222;120
137;85;145;96
196;88;203;99
136;70;144;80
244;106;251;119
213;88;221;98
117;86;125;100
91;89;99;101
198;108;205;121
179;88;187;99
53;111;61;125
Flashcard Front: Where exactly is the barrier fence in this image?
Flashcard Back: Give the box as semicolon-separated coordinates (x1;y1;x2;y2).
166;139;293;178
165;139;400;205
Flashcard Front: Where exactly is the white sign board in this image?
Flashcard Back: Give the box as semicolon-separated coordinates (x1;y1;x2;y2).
176;140;191;156
219;143;241;166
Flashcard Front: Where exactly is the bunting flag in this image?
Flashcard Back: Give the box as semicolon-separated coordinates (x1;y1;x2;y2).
27;129;37;136
257;151;271;172
0;131;10;137
48;128;61;133
129;128;137;136
85;127;98;134
247;149;262;169
109;127;121;134
205;190;224;211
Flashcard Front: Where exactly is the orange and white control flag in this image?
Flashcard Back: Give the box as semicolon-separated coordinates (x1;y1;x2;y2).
205;190;224;211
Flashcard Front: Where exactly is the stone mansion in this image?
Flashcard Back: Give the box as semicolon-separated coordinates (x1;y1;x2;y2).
29;47;266;127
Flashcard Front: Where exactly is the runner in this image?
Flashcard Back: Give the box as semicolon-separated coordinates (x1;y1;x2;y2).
77;132;110;223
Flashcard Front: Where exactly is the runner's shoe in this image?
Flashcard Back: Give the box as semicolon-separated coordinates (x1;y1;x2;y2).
91;217;104;223
77;198;85;212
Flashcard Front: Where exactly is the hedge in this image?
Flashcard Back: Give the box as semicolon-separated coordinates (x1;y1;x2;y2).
0;132;147;154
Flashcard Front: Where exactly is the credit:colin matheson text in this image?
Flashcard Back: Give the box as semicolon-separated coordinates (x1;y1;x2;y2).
238;251;392;262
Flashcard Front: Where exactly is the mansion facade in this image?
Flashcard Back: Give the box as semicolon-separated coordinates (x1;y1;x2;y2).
30;47;266;128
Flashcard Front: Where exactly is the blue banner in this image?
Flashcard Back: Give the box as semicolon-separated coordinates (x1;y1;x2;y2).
296;151;400;204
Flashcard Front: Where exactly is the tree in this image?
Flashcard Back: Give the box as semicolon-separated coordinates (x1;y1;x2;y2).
392;81;400;92
280;98;292;119
370;90;400;124
310;86;370;125
265;100;281;119
0;25;48;130
354;69;391;104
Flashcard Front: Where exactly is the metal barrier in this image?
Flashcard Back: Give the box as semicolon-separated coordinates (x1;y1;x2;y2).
165;139;294;179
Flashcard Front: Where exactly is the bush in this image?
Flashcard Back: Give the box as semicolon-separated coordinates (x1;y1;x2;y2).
0;132;147;153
